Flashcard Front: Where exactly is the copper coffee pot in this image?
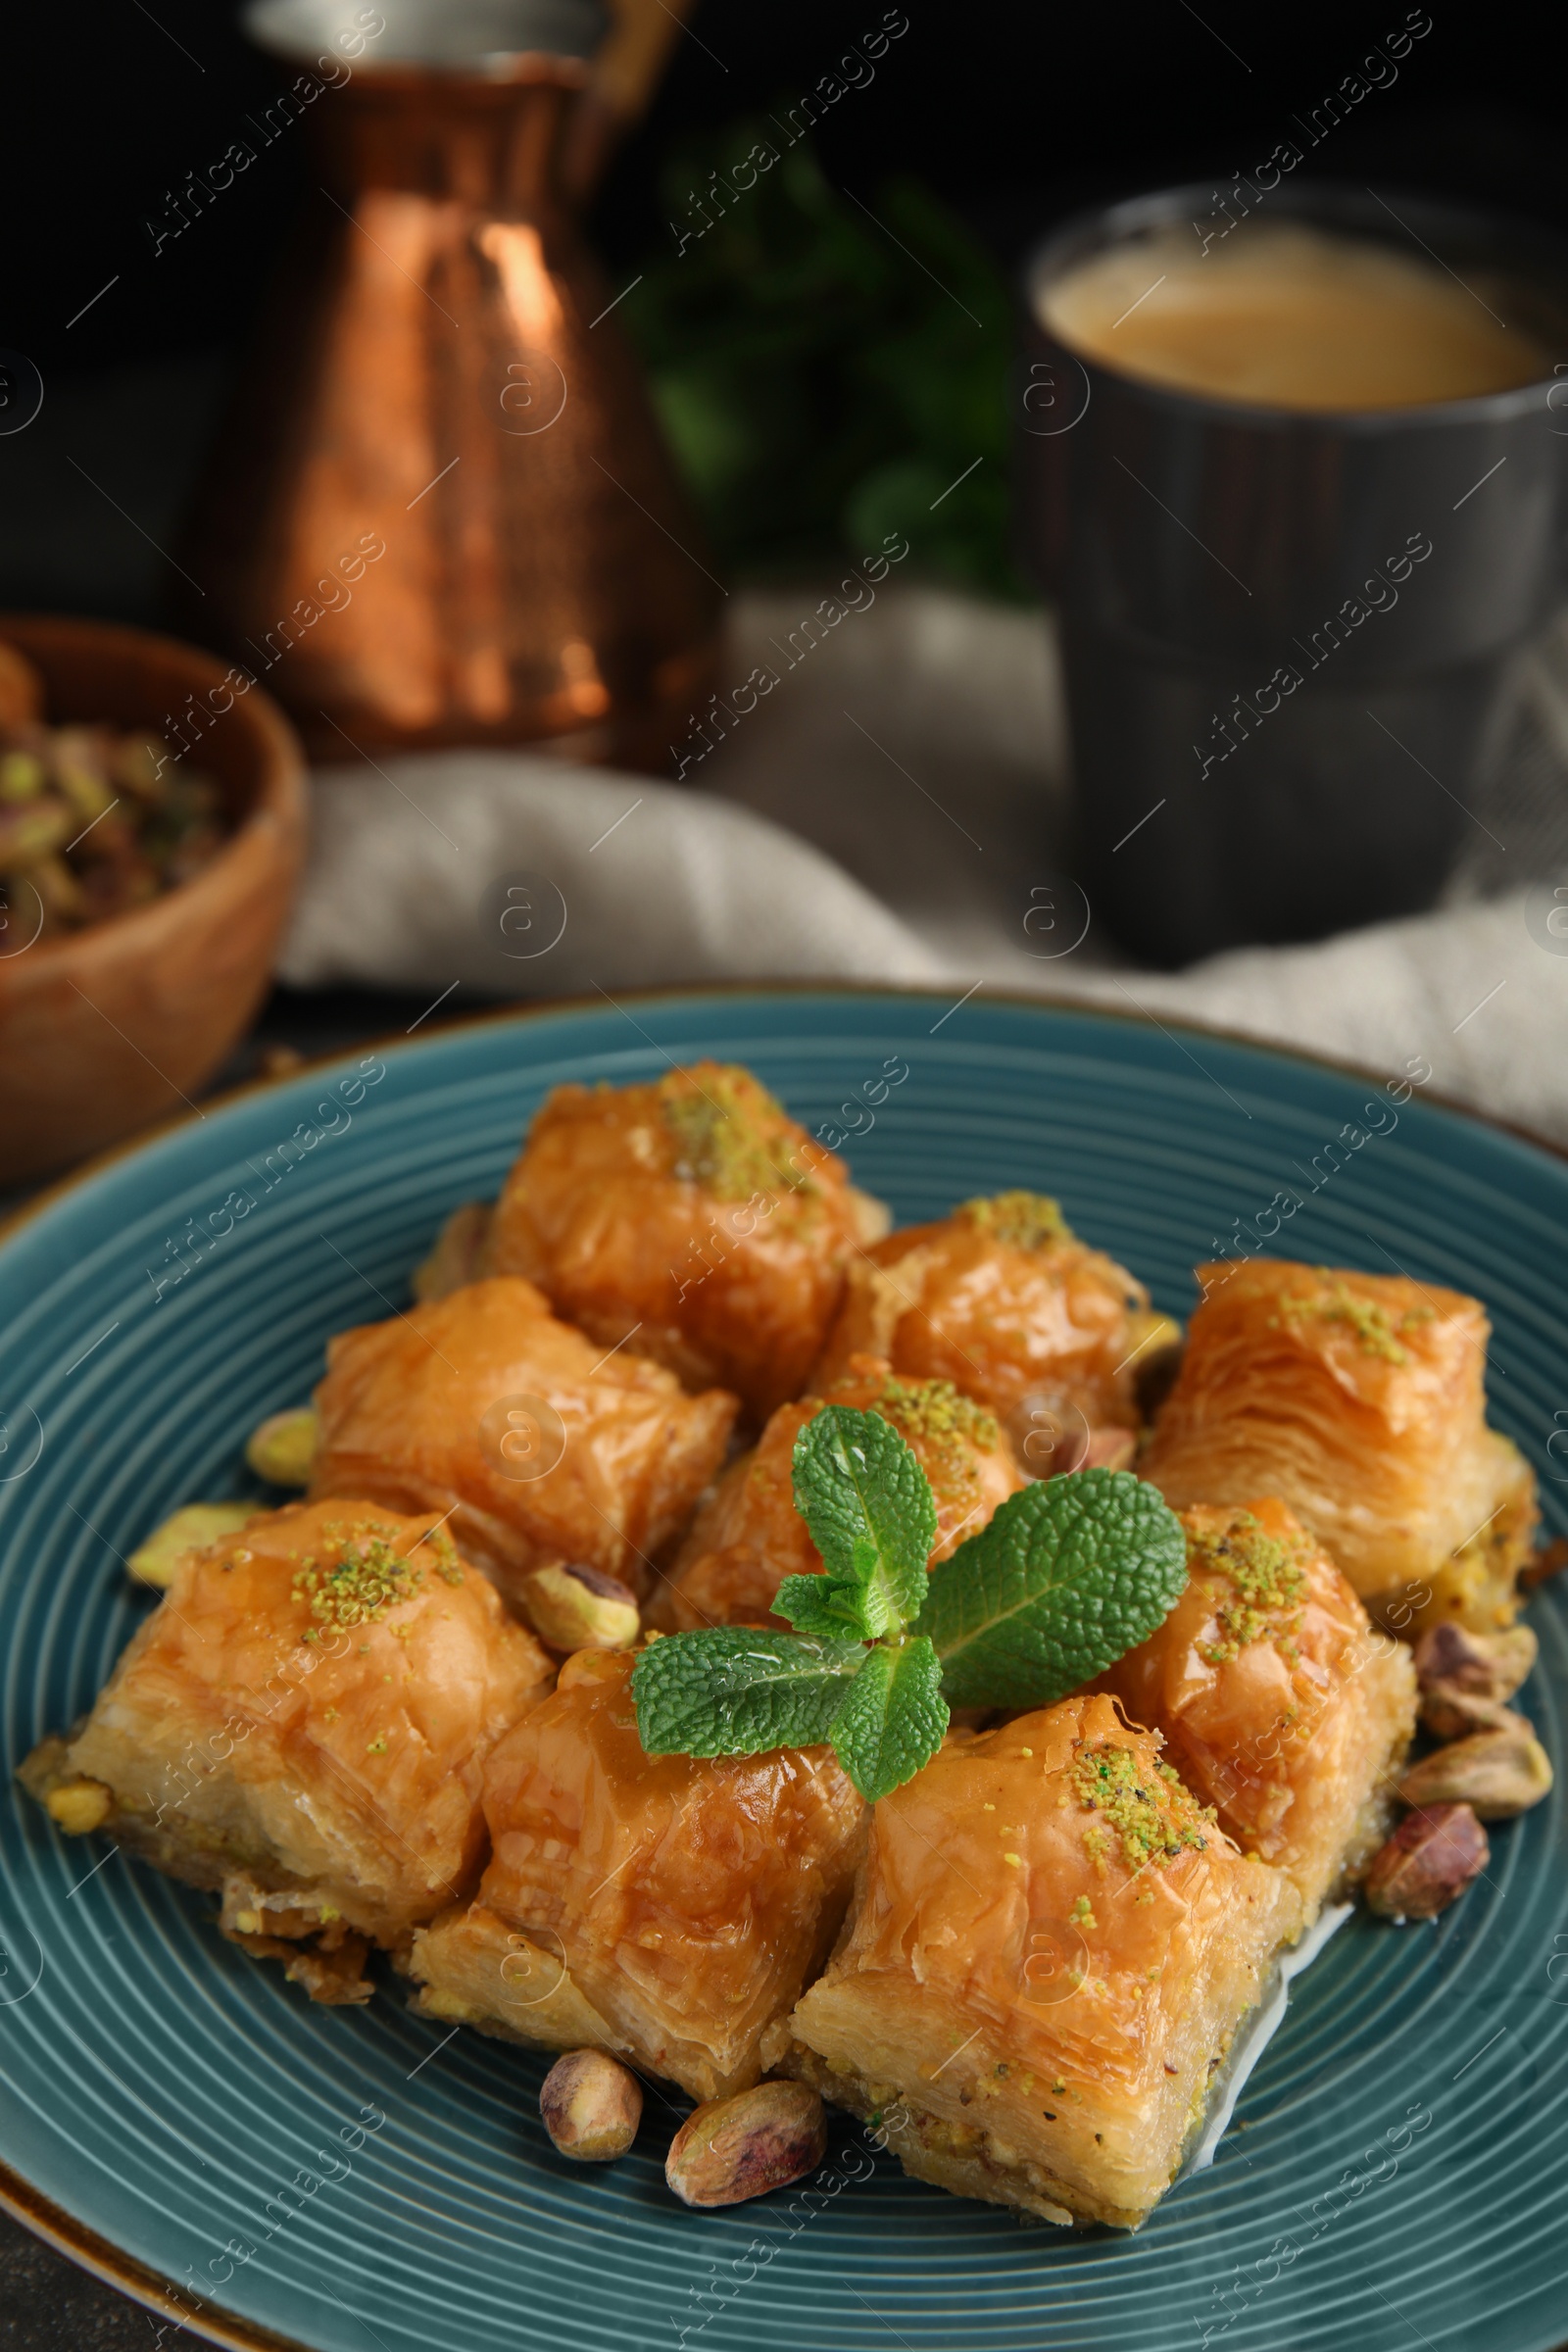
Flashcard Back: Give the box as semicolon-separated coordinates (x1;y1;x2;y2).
175;0;719;766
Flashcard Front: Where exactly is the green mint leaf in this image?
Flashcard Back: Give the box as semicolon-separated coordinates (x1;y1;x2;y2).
772;1573;870;1641
828;1636;949;1802
791;1404;938;1641
915;1468;1188;1710
632;1628;866;1757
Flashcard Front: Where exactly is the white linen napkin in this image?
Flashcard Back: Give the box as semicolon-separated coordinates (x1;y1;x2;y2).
279;585;1568;1144
279;755;946;997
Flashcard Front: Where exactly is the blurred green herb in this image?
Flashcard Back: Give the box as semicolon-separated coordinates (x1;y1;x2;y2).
621;123;1025;600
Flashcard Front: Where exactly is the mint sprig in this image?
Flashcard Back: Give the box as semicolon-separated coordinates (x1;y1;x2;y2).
826;1635;948;1802
636;1407;944;1801
633;1627;864;1755
915;1469;1189;1708
631;1407;1189;1805
781;1405;937;1640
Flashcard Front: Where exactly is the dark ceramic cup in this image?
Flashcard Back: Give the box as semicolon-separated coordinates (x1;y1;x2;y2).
1017;183;1568;966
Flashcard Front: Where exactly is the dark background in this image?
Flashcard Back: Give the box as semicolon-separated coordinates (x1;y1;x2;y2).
7;0;1568;626
4;0;1568;2340
10;0;1568;382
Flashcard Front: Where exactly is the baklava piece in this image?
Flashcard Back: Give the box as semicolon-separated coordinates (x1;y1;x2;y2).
407;1649;865;2100
308;1275;737;1605
1096;1500;1417;1919
486;1062;881;1420
656;1351;1024;1631
1142;1261;1537;1633
21;1501;553;2000
788;1693;1301;2230
811;1191;1168;1465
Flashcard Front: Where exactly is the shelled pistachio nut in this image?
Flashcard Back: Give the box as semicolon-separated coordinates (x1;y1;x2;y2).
539;2049;643;2162
1363;1802;1490;1920
128;1501;259;1588
1397;1718;1553;1819
517;1561;640;1653
245;1407;318;1488
1413;1620;1538;1739
665;2082;826;2209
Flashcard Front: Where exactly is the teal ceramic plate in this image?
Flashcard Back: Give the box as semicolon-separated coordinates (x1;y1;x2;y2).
2;990;1565;2352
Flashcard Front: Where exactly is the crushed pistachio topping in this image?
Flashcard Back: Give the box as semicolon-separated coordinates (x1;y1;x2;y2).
659;1065;815;1202
424;1525;465;1586
958;1190;1072;1251
1279;1274;1435;1365
1069;1894;1098;1930
866;1373;1001;1508
873;1374;999;1455
366;1736;388;1755
1068;1740;1212;1870
291;1526;424;1631
1186;1509;1310;1664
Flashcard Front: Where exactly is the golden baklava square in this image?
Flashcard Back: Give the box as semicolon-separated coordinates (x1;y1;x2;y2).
790;1693;1301;2228
1097;1499;1416;1919
1143;1260;1536;1631
409;1648;866;2098
309;1275;737;1603
23;1501;553;1999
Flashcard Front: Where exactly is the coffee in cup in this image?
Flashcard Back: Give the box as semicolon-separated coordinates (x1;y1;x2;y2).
1038;220;1546;415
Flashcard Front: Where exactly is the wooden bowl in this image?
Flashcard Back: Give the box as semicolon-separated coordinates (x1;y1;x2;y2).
0;614;308;1185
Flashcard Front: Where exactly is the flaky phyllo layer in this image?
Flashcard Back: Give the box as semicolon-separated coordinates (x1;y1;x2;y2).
810;1191;1159;1454
22;1501;553;1998
310;1276;737;1603
487;1062;877;1420
790;1694;1301;2228
410;1649;866;2101
1142;1261;1536;1632
1097;1499;1417;1919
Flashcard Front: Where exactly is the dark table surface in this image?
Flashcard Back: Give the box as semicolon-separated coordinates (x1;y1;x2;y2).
0;2216;165;2352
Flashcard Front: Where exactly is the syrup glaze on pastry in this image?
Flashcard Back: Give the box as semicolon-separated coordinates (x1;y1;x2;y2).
309;1275;737;1603
488;1062;876;1420
1096;1498;1417;1918
410;1649;865;2099
1143;1261;1536;1633
22;1500;553;2000
790;1692;1301;2228
657;1350;1024;1632
812;1191;1163;1462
